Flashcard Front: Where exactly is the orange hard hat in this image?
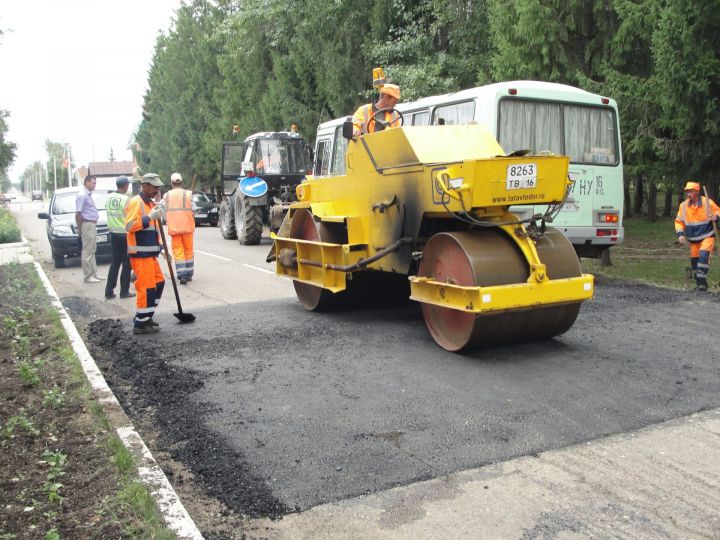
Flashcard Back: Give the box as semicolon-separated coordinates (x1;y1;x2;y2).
684;181;701;192
380;84;401;100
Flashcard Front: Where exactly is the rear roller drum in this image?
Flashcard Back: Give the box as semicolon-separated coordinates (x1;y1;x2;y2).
418;228;581;352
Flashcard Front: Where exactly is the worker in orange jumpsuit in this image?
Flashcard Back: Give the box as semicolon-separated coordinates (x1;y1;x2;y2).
125;173;166;334
163;173;196;284
675;181;720;291
352;84;402;137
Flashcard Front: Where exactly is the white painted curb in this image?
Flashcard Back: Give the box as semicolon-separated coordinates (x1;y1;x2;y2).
33;261;204;539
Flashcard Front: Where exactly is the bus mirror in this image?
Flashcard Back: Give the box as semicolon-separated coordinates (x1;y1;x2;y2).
342;118;354;140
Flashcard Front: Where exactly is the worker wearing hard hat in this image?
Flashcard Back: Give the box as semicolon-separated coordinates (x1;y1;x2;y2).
675;181;720;291
352;83;402;137
163;173;196;285
125;173;166;334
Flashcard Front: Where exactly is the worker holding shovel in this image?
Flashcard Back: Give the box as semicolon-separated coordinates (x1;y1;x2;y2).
675;181;720;292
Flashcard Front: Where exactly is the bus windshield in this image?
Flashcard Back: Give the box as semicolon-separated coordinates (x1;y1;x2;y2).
498;99;618;165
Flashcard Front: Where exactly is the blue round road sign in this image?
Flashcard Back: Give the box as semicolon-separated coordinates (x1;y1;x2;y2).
239;176;268;198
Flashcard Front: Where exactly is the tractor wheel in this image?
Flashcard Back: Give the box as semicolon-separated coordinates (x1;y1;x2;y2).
236;193;263;245
220;199;237;240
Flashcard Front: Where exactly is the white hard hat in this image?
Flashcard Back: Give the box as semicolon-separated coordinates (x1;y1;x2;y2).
171;172;182;183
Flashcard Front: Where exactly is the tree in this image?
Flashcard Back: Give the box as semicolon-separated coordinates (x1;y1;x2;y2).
136;0;228;185
652;0;720;193
43;140;73;192
0;110;17;188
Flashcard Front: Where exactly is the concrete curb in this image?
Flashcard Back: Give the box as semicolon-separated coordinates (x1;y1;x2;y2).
32;261;204;539
0;234;33;264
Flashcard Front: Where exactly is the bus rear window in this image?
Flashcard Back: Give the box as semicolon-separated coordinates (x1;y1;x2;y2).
498;99;618;165
564;105;617;164
498;100;562;156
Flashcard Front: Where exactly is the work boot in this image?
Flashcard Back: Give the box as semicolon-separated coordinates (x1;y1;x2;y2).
133;321;159;334
148;318;159;327
105;292;116;300
120;291;136;299
179;277;188;285
85;276;102;283
696;283;708;292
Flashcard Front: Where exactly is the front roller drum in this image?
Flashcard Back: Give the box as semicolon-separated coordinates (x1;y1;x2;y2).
418;228;582;352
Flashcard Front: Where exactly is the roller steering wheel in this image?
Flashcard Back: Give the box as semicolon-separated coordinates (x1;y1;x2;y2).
368;107;404;132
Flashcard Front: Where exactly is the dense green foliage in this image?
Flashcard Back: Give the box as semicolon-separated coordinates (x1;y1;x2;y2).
0;208;21;244
0;110;17;193
136;0;720;212
0;29;17;192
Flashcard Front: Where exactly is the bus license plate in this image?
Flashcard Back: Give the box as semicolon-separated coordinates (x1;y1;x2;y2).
96;234;108;243
506;163;537;190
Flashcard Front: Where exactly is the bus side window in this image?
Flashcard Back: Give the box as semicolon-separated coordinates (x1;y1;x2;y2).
412;111;430;126
314;139;331;177
432;101;475;125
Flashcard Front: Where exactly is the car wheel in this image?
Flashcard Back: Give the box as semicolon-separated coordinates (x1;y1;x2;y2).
53;253;66;268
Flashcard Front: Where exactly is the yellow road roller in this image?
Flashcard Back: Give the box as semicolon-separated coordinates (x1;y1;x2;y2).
271;120;593;351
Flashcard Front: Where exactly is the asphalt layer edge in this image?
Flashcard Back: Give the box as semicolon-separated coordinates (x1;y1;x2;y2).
32;261;204;540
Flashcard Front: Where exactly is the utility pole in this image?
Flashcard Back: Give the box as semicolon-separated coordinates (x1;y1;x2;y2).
65;144;71;187
53;156;57;192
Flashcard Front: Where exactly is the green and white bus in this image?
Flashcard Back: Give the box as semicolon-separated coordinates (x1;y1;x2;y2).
395;81;624;258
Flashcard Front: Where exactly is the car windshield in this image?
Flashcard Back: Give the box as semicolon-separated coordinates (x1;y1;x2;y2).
193;192;218;203
52;191;109;215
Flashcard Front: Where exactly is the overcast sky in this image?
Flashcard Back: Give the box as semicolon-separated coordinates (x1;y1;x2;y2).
0;0;182;183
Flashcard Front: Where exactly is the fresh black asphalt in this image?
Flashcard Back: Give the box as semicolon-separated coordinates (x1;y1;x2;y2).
86;280;720;517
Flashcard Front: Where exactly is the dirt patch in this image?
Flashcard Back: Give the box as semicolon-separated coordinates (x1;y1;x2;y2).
0;264;133;538
86;319;288;529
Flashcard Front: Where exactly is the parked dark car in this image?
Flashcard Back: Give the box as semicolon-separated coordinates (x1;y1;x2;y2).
192;191;219;226
37;187;112;268
31;190;43;201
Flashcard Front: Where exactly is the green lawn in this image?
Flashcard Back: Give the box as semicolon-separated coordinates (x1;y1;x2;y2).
581;217;707;291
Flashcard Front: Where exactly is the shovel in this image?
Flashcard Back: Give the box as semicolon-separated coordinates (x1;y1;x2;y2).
157;220;196;323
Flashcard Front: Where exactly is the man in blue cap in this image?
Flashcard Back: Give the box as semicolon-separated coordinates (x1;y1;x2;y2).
104;175;135;299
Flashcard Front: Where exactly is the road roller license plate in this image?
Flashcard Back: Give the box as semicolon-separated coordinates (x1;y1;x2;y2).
506;163;537;190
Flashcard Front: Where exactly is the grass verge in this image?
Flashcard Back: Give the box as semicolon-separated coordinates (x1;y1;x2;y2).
581;217;705;291
0;208;21;244
0;262;175;539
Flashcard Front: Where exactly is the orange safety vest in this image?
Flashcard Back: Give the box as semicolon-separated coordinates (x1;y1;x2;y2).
163;188;195;235
125;195;162;258
675;196;720;242
352;103;401;135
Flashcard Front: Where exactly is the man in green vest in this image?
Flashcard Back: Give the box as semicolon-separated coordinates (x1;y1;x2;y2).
104;176;135;300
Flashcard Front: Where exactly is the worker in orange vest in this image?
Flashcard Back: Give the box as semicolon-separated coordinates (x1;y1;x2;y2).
163;173;196;284
125;173;166;334
352;84;402;137
675;181;720;291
